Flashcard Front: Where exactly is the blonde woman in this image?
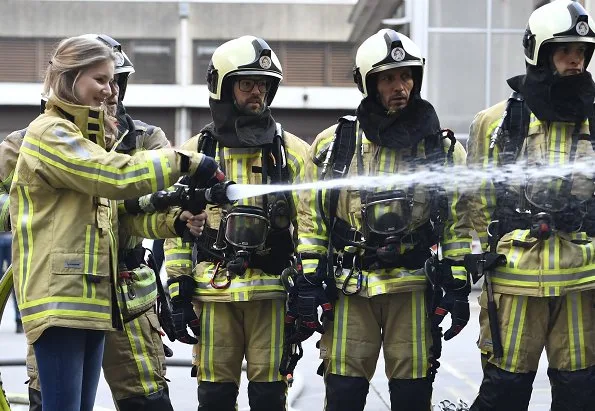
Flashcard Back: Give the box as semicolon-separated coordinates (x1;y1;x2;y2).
9;35;216;411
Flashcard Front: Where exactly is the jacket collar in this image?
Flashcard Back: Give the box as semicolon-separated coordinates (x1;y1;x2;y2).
45;95;107;149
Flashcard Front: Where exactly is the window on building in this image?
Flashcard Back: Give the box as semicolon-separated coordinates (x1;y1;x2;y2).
193;40;224;84
125;39;176;84
0;37;175;84
0;38;60;82
425;0;534;137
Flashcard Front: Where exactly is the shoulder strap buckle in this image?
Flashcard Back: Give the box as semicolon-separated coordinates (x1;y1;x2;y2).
332;164;347;176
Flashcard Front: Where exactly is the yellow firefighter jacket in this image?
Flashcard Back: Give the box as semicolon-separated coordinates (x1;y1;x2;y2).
1;121;176;319
164;131;310;302
467;100;595;297
297;121;472;297
9;96;210;344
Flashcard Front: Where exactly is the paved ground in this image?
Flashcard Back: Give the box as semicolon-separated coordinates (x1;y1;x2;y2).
0;287;553;410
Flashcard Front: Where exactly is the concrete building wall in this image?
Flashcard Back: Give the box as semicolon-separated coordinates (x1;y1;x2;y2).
0;1;352;41
0;1;357;144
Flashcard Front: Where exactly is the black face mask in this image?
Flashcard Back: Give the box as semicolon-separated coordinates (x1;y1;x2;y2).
508;66;595;122
203;98;277;148
356;95;441;150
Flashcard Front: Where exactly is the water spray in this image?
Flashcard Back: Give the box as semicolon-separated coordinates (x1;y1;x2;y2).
225;158;595;201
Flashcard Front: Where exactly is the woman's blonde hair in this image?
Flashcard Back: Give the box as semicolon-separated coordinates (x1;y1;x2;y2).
43;35;115;104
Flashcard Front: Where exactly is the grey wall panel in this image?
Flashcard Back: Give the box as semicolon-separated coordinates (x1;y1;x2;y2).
0;1;351;42
188;3;353;42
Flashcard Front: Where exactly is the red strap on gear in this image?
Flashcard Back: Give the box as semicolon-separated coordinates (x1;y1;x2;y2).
119;270;132;279
434;307;448;316
321;303;333;311
303;321;318;329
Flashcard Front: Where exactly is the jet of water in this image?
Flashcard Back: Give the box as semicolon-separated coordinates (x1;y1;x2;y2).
225;158;595;201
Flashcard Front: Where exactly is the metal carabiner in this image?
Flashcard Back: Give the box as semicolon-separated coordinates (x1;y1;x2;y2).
209;261;231;289
127;281;136;299
334;253;343;278
342;264;363;296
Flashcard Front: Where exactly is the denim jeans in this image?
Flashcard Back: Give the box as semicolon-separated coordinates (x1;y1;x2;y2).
33;327;106;411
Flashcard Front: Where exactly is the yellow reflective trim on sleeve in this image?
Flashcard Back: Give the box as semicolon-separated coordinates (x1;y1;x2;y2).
21;137;167;189
16;185;34;303
141;213;159;240
168;282;180;299
286;145;305;217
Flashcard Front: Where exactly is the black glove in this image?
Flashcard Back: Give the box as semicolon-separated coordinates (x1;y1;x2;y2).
167;276;201;345
431;259;471;341
163;343;174;358
285;260;334;344
192;156;221;188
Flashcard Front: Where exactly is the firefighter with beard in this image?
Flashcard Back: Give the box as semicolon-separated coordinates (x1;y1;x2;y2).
293;29;473;411
466;1;595;409
0;34;197;411
163;36;309;410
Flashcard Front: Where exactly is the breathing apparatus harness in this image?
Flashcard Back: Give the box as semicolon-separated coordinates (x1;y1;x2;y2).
465;91;595;360
313;116;456;380
315;116;455;296
195;124;296;289
488;92;595;246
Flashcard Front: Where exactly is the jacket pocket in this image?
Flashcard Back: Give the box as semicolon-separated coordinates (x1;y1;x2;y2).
49;251;111;300
50;251;109;277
